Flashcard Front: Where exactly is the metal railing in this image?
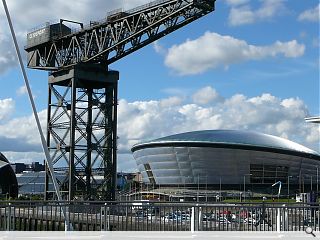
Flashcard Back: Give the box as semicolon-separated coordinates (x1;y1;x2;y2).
0;201;319;231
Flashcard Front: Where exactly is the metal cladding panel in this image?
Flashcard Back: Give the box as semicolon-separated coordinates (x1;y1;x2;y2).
133;146;320;185
156;177;183;184
152;169;181;177
134;146;175;157
150;161;179;170
138;153;176;164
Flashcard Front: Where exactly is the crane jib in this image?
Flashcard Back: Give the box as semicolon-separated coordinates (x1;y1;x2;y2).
25;0;216;70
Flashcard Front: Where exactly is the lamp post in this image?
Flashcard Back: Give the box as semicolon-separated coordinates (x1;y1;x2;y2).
243;174;252;202
183;176;186;202
317;166;319;193
287;175;292;201
205;175;208;202
272;181;282;201
219;176;222;202
197;174;200;202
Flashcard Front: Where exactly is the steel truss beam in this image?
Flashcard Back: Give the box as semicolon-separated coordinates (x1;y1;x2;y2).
45;64;119;200
25;0;215;70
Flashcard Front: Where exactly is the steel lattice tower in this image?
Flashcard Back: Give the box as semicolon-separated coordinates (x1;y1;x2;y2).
25;0;216;201
45;65;118;200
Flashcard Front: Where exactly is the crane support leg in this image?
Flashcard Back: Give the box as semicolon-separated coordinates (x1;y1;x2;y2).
45;64;119;201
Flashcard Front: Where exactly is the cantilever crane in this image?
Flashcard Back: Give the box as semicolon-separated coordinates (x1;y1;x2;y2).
25;0;216;201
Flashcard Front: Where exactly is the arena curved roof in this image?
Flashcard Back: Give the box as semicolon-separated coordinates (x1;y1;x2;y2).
132;130;320;158
0;152;18;198
0;152;10;168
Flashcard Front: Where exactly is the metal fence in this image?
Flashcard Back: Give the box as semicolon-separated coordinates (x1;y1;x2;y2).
0;201;319;231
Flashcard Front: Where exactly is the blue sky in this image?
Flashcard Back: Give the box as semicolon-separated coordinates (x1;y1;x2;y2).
0;0;319;171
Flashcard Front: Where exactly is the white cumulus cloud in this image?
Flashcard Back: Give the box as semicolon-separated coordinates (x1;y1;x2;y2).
164;32;305;75
228;0;285;26
192;86;223;105
0;87;319;170
224;0;250;7
0;108;47;151
116;87;319;154
16;85;27;96
298;4;320;22
0;98;14;122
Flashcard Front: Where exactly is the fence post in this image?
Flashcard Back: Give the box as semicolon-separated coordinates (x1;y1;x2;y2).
198;207;202;231
6;203;11;231
101;203;106;231
101;203;110;231
276;207;280;232
191;207;195;232
283;205;288;231
191;204;200;232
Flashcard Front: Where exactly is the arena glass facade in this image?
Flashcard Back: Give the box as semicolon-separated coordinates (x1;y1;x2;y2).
0;153;18;198
132;130;320;192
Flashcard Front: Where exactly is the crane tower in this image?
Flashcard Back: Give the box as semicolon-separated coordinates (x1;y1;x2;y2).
25;0;216;201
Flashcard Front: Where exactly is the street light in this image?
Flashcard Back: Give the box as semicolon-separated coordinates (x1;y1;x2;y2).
297;174;302;194
287;175;292;201
219;176;222;202
197;174;200;202
317;166;319;193
272;181;282;201
205;175;208;202
243;174;252;202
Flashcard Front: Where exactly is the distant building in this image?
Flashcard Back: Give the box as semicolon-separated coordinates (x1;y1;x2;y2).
11;163;26;174
132;172;142;183
31;162;45;172
16;171;138;195
11;161;45;174
16;171;65;195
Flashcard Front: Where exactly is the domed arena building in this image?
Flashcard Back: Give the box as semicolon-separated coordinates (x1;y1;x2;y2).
132;130;320;193
0;153;18;198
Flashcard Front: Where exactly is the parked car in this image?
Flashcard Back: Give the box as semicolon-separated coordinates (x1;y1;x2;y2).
303;218;319;226
244;217;256;224
135;210;147;218
217;216;231;224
